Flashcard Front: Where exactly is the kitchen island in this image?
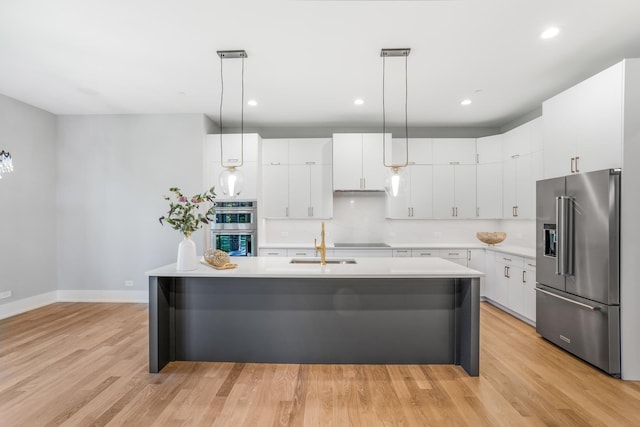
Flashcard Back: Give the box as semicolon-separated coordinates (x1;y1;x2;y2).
146;257;482;376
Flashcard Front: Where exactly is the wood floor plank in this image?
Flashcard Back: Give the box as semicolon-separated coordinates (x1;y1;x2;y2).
1;302;639;426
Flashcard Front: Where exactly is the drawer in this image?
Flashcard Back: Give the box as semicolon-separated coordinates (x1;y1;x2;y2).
259;249;287;257
412;249;436;257
393;249;412;257
438;250;467;259
524;258;537;270
287;249;316;257
495;254;524;268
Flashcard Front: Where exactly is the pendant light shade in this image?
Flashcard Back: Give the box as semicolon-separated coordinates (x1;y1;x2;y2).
217;50;247;199
381;48;410;198
218;166;244;198
385;166;408;198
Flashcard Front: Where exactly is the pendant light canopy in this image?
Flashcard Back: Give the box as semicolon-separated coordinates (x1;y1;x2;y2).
217;50;247;198
381;48;410;198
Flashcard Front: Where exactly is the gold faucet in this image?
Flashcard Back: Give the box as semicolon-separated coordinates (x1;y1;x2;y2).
314;222;327;265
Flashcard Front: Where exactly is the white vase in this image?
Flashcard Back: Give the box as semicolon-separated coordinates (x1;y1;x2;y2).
176;235;198;271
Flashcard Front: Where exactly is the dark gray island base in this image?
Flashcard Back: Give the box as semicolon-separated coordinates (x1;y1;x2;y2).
148;273;480;376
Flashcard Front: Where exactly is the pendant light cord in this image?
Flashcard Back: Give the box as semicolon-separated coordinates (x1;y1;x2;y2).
219;54;245;168
382;53;409;168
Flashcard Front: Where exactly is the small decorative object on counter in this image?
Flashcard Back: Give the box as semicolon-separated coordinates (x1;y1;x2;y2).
476;231;507;245
159;187;216;271
203;248;237;270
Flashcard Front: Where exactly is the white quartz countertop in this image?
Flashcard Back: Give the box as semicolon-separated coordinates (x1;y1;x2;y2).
146;256;484;279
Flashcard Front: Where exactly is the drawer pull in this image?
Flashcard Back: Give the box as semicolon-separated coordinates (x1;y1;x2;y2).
503;257;512;262
535;288;600;311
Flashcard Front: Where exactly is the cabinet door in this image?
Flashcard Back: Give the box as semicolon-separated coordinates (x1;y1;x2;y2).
409;165;433;218
493;262;509;307
385;189;411;218
522;265;537;322
309;164;333;218
433;138;477;164
476;134;503;164
502;157;517;218
217;134;259;164
262;164;289;217
507;267;524;315
515;154;533;219
262;139;289;165
362;133;387;190
288;165;310;218
289;138;332;165
432;165;456;218
408;138;433;165
542;62;623;179
332;134;363;190
454;164;477;218
477;162;503;218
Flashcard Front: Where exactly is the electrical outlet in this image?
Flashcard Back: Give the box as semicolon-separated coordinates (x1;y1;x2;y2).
125;280;134;287
0;290;12;299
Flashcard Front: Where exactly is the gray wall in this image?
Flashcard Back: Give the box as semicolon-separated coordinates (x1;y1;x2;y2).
56;114;209;293
0;94;57;304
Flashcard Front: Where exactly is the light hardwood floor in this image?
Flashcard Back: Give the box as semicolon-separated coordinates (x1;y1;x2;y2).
1;302;639;426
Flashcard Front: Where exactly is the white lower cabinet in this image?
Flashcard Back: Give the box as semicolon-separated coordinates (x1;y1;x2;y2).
392;249;412;257
259;249;287;257
493;254;536;324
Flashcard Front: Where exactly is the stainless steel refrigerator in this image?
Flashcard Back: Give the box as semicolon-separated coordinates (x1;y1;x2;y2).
536;168;620;376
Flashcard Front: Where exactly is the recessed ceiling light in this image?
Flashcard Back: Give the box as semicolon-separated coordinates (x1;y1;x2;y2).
354;98;364;105
540;27;560;39
247;99;258;106
461;99;472;106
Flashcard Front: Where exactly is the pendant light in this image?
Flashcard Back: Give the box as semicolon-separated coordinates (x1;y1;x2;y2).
381;48;410;198
0;150;13;180
217;50;247;198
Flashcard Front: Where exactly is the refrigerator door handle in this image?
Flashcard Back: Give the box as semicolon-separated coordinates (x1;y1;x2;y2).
555;195;574;276
535;287;600;311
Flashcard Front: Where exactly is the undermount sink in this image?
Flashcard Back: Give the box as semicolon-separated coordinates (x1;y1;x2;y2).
290;258;357;265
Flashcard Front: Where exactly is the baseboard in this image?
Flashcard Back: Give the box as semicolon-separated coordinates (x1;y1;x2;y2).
0;291;58;320
57;290;148;304
0;290;148;320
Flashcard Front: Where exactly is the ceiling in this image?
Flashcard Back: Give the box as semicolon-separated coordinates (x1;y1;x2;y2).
2;0;640;131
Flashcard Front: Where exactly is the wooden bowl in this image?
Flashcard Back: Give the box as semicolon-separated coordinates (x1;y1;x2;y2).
476;232;507;245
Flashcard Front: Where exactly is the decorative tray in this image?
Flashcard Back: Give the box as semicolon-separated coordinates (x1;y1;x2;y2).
200;259;237;270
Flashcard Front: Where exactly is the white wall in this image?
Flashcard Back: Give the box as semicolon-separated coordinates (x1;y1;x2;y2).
262;193;535;248
0;94;57;312
56;114;211;296
620;58;640;380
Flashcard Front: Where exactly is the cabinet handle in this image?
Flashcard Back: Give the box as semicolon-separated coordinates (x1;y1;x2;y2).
476;153;480;164
527;263;536;268
503;257;512;262
570;157;575;173
420;253;432;256
305;161;316;165
408;207;412;217
449;252;459;256
267;252;279;256
270;162;281;165
285;207;289;217
450;161;460;165
504;266;507;277
476;207;480;217
505;266;511;278
575;156;580;172
511;154;520;159
295;252;306;256
515;206;518;217
522;270;526;283
468;250;471;261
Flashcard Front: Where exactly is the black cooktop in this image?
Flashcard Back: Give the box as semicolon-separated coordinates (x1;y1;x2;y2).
333;243;390;248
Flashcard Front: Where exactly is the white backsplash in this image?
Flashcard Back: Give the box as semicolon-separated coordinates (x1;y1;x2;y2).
260;193;536;248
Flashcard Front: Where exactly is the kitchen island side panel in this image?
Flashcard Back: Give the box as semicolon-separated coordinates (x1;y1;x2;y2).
149;274;480;375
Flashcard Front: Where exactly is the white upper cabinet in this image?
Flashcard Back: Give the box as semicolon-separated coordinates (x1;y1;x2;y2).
289;138;332;165
433;138;477;165
433;163;476;218
387;138;433;165
385;165;433;219
262;139;289;165
501;119;543;219
476;135;503;218
204;134;260;200
542;61;624;179
261;138;333;218
333;133;389;191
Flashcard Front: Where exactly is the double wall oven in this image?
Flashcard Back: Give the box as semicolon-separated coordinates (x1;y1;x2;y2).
210;200;257;256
